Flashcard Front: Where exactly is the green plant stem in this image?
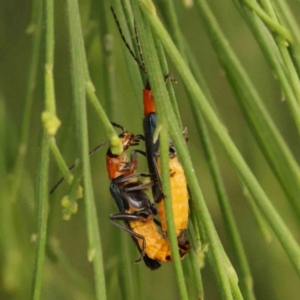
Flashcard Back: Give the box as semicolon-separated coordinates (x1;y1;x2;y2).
31;1;53;298
139;0;300;278
85;82;122;155
118;234;135;300
236;0;300;124
92;0;118;118
43;0;77;196
243;0;292;42
135;3;233;298
119;0;148;84
10;0;43;201
229;273;244;300
190;255;204;300
278;44;300;105
157;2;255;299
49;138;73;185
231;0;300;212
273;0;300;82
257;0;300;105
31;132;49;300
241;181;273;242
187;223;204;300
76;1;123;155
183;37;217;109
192;206;233;299
131;3;190;298
160;127;189;300
194;0;300;215
46;238;94;296
115;2;144;113
65;0;107;299
198;113;254;300
154;39;182;127
44;0;56;114
271;0;300;49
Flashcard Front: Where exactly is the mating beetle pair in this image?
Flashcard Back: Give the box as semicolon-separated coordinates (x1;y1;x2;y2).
107;7;191;270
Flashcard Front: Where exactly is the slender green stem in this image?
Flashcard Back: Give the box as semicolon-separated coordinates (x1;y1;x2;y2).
183;37;217;110
160;127;189;300
258;0;300;105
119;0;147;84
65;0;107;299
241;181;273;242
157;1;255;298
118;234;135;300
271;0;300;49
198;113;254;300
139;0;300;278
154;38;182;127
76;0;123;155
229;273;244;300
10;0;43;201
46;237;94;296
131;2;189;298
231;0;300;212
49;138;73;185
243;0;292;42
42;0;75;191
278;44;300;105
92;0;118;118
187;224;204;300
191;201;233;299
115;2;144;113
31;1;53;298
31;132;49;300
194;0;300;215
135;3;233;298
86;82;122;155
44;0;56;114
156;0;186;58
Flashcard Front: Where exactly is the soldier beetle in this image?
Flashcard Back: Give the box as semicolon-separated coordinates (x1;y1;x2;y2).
50;123;189;269
111;7;190;253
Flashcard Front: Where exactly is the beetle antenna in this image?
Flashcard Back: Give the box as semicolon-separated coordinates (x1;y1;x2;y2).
50;140;109;194
111;121;127;133
110;6;147;74
133;21;146;71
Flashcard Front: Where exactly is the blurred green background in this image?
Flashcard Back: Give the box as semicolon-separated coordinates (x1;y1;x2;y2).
1;0;300;299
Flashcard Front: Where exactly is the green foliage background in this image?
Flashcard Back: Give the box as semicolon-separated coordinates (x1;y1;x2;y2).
1;0;300;299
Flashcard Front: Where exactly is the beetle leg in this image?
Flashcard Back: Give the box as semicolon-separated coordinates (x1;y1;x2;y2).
150;155;165;203
113;172;153;185
109;213;147;262
124;181;154;192
135;149;147;157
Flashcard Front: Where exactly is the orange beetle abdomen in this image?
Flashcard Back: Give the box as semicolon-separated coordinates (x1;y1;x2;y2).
129;219;172;262
157;156;189;236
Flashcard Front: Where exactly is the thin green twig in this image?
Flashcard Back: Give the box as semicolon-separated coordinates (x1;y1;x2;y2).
243;0;293;42
31;132;49;300
139;0;300;279
31;1;53;298
65;0;107;299
136;2;234;298
10;0;43;201
187;223;204;300
160;126;189;300
271;0;300;49
231;0;300;213
157;1;254;298
131;3;190;298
